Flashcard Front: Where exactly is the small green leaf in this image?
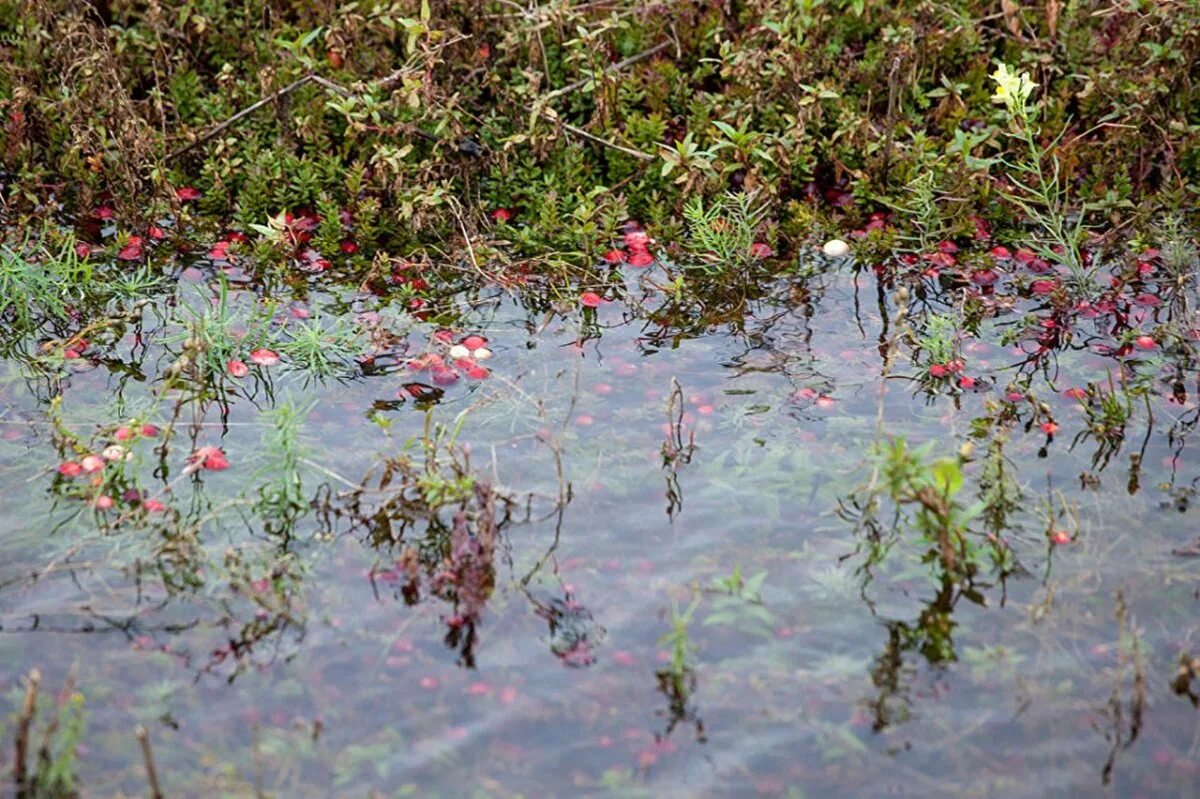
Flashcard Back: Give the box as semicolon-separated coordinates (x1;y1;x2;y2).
931;458;963;495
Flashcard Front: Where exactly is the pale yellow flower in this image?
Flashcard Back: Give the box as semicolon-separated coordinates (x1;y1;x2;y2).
991;63;1037;114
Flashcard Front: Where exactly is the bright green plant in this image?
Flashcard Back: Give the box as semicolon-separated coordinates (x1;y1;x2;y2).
681;191;770;274
704;567;774;635
879;171;952;255
916;313;961;367
0;236;162;357
659;132;718;192
844;438;999;585
989;63;1093;290
660;593;701;688
276;317;365;380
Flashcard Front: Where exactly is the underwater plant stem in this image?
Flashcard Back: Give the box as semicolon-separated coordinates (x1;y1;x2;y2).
867;285;910;495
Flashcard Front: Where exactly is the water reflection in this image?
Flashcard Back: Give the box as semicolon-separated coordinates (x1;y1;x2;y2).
4;232;1200;795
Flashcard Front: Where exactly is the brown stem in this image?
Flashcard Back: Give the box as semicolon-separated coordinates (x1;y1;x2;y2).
166;70;440;162
542;40;671;101
544;114;655;161
166;75;321;162
881;55;902;187
136;725;164;799
13;669;40;792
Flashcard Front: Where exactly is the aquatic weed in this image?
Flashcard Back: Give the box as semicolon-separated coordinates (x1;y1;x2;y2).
681;191;771;275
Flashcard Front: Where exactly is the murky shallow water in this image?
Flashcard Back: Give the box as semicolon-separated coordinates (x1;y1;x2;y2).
3;235;1200;797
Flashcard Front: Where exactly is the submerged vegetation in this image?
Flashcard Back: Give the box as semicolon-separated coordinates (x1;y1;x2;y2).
1;0;1200;796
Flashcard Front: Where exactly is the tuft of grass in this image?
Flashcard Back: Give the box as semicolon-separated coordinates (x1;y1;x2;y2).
0;235;161;353
276;317;365;380
170;281;271;379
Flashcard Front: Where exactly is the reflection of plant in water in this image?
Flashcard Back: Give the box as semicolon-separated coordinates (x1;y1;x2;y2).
656;591;706;743
661;379;695;519
841;433;1023;732
843;438;1005;586
703;567;774;638
527;589;606;668
973;426;1024;551
1069;373;1146;472
206;548;308;681
430;506;498;668
865;578;957;732
253;402;313;540
34;392;326;683
1170;652;1200;707
327;411;524;667
637;251;786;349
1100;590;1146;786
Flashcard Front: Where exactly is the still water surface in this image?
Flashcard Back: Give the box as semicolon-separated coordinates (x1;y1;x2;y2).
2;239;1199;797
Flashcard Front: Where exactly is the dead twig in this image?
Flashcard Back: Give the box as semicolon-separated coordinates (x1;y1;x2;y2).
13;668;40;791
881;55;902;187
166;70;439;162
169;32;475;162
166;75;321;162
136;724;165;799
543;40;672;101
171;30;657;166
529;40;669;162
540;113;655;161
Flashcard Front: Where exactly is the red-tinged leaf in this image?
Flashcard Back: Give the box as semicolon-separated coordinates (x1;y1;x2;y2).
248;348;280;366
188;446;229;471
117;242;144;261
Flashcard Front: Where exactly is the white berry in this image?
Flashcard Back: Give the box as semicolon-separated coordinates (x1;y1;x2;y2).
822;239;850;258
